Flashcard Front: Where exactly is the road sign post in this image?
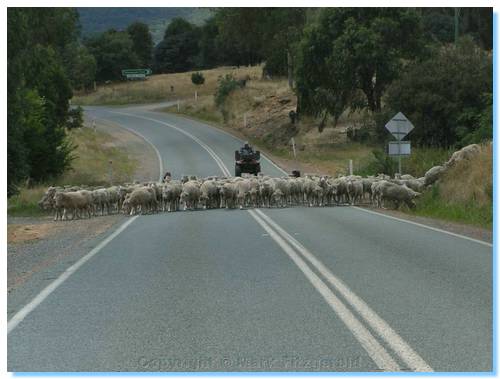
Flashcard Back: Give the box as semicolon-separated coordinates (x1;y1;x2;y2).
385;112;414;175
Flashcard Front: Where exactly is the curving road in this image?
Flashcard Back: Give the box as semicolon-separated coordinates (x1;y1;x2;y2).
8;105;493;372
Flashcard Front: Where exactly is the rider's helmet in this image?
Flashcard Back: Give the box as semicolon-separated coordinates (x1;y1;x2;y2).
244;141;250;149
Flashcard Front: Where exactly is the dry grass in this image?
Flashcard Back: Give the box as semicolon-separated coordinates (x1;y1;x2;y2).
62;127;136;186
73;66;263;106
8;126;138;216
406;143;493;228
8;223;62;244
440;143;493;206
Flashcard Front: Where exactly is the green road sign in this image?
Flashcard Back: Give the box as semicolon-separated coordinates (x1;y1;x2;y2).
121;68;152;77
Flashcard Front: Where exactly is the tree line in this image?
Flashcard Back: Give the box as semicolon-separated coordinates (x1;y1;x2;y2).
8;8;493;195
8;8;87;196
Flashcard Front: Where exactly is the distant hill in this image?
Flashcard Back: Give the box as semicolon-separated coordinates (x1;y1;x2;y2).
77;8;212;44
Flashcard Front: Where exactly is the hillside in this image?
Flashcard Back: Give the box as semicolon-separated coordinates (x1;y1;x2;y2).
77;8;212;43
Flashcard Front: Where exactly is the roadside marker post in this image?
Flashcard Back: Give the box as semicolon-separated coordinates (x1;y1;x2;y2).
177;100;180;112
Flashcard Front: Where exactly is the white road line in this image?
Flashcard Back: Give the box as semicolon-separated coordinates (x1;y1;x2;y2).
139;110;287;177
8;216;139;334
248;210;401;372
144;110;490;247
254;209;434;372
353;206;492;248
102;109;432;371
96;117;163;182
107;111;231;177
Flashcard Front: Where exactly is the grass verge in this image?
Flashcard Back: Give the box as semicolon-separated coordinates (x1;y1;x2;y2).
72;66;262;106
405;143;492;228
8;127;138;217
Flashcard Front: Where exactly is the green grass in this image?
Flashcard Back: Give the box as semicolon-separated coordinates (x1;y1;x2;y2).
405;185;492;228
7;187;49;217
8;127;138;217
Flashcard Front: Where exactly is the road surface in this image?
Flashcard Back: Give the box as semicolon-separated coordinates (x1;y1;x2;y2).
8;105;493;372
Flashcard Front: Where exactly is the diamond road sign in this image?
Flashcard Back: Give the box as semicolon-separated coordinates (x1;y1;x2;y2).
385;112;414;141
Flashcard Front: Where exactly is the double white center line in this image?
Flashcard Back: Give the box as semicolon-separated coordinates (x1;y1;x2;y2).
249;209;433;372
105;110;433;372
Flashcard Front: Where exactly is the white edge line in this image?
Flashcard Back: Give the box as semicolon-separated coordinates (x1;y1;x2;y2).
95;117;163;182
96;109;428;371
247;210;401;372
8;216;139;334
145;109;491;248
254;208;434;372
353;206;492;248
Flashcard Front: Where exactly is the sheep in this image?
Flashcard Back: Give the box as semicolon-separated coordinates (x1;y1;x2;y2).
162;181;182;212
445;143;480;169
333;177;349;204
424;165;445;186
220;182;237;209
235;179;252;209
361;178;376;201
259;180;274;208
346;179;363;205
199;180;219;210
371;180;396;208
106;186;121;213
54;191;92;221
91;188;110;216
45;142;481;219
272;189;285;207
403;177;426;193
380;184;421;210
270;178;291;206
180;181;201;210
400;174;415;181
122;188;157;215
38;186;62;213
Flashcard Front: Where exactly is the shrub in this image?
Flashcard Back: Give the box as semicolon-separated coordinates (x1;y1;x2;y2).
67;106;84;129
357;149;398;176
191;72;205;86
214;74;241;108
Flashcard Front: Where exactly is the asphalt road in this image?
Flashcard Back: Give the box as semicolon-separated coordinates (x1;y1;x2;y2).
7;105;493;372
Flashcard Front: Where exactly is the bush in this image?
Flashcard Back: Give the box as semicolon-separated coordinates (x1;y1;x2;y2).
191;72;205;86
347;125;371;143
67;106;84;129
357;149;398;176
384;37;492;148
214;74;242;108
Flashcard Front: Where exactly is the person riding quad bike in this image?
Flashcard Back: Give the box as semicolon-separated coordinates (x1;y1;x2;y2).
235;142;261;176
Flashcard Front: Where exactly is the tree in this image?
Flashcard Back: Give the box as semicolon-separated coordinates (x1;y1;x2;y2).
85;29;140;82
67;45;97;91
154;18;198;73
259;8;307;85
8;8;80;194
214;9;265;66
127;21;153;67
295;8;425;123
383;37;492;148
196;17;223;68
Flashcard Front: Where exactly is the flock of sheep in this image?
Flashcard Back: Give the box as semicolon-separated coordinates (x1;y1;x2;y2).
37;143;482;221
